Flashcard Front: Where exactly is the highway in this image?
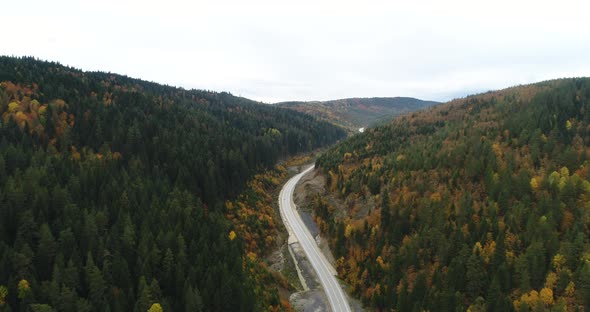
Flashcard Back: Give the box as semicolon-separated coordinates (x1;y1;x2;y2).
279;165;352;312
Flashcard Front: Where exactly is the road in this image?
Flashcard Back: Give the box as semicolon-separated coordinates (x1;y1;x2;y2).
279;165;352;312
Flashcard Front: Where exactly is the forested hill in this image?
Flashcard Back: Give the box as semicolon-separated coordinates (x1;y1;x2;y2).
0;56;346;311
277;97;438;131
314;78;590;311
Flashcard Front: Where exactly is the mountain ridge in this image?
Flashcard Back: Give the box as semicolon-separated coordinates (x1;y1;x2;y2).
277;96;438;131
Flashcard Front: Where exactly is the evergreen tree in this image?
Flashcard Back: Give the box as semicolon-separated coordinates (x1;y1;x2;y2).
134;277;151;312
37;224;57;281
578;263;590;308
184;284;203;312
466;250;486;300
84;253;105;308
485;276;503;312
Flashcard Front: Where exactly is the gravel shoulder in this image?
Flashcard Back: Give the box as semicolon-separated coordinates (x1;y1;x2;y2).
288;167;364;312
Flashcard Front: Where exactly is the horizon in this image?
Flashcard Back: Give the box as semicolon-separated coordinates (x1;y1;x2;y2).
5;54;585;106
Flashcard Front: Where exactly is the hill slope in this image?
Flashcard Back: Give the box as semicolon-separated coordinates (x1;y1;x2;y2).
314;79;590;311
0;56;346;311
277;97;438;131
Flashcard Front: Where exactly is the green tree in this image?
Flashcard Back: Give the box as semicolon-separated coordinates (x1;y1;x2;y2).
30;304;55;312
0;155;6;183
515;254;531;292
380;190;390;229
411;273;427;306
578;262;590;308
135;277;151;312
37;223;57;280
527;242;546;289
466;251;486;299
84;253;105;307
184;284;203;312
396;281;409;312
368;174;380;195
486;276;510;312
58;286;77;312
162;249;174;291
149;279;161;303
62;258;79;290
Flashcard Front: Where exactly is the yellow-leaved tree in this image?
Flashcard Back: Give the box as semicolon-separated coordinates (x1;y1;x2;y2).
539;287;554;305
147;303;163;312
17;279;30;299
228;230;237;241
530;177;539;191
544;272;558;289
0;285;7;305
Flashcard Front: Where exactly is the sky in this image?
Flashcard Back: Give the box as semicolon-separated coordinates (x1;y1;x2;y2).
2;0;590;103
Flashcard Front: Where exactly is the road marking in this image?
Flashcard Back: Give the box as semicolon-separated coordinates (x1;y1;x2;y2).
279;165;352;312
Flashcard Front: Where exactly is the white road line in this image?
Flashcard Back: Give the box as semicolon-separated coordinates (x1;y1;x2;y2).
279;165;352;312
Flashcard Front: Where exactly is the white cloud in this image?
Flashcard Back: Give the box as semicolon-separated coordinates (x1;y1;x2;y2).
2;0;590;102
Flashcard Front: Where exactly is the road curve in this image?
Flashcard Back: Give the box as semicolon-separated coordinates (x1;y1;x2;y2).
279;165;352;312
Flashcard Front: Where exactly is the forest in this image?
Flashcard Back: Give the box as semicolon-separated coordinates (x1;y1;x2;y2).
315;78;590;311
0;56;346;311
278;97;437;131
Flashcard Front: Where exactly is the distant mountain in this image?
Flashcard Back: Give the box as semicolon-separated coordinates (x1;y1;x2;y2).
277;97;439;131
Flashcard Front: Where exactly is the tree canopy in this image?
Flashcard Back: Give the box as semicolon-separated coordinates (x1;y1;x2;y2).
315;78;590;311
0;56;346;311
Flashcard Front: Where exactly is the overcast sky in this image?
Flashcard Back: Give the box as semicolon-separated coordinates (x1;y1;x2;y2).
2;0;590;103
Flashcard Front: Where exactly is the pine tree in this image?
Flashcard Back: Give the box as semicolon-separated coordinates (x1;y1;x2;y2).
485;276;502;312
411;273;427;307
466;251;486;299
84;253;105;308
149;279;161;303
0;155;6;183
134;277;151;312
63;258;79;291
396;281;410;312
578;263;590;308
37;223;57;281
381;190;391;229
515;254;531;292
184;284;203;312
162;249;175;291
58;286;77;312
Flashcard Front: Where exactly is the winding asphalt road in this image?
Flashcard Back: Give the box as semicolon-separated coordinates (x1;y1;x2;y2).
279;165;352;312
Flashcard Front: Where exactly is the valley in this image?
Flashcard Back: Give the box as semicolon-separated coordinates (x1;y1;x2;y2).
277;97;438;132
1;58;589;312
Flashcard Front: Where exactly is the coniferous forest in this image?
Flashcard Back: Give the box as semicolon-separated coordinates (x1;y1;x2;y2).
315;79;590;311
0;56;346;311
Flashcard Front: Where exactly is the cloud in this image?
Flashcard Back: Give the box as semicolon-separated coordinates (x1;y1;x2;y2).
2;0;590;102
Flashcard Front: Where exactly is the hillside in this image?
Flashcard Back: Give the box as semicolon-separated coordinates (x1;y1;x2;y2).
314;79;590;311
0;56;346;311
277;97;438;131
